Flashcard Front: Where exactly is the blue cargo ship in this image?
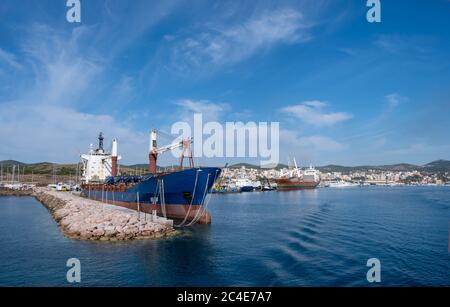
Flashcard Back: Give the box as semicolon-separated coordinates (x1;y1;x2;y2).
80;132;221;225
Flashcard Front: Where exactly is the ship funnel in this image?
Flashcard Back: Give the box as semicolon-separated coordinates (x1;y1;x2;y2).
112;139;118;157
149;130;158;174
111;138;118;177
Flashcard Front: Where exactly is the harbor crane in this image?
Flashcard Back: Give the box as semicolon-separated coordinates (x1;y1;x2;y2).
148;129;194;174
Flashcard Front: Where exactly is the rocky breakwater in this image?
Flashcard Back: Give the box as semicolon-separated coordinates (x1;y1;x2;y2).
35;189;177;241
0;188;34;196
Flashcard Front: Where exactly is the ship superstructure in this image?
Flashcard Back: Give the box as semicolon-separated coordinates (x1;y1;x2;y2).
80;133;121;183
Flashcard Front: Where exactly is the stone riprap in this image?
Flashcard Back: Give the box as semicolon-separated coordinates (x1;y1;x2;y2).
34;188;177;241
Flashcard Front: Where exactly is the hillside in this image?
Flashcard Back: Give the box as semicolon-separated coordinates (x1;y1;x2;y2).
230;160;450;173
228;163;289;169
1;159;449;175
423;160;450;172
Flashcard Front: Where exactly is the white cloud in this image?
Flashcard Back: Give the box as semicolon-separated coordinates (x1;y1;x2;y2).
16;24;102;107
385;93;408;108
302;100;327;108
175;99;228;122
171;8;312;69
0;24;146;164
281;101;352;127
278;129;345;165
0;103;147;163
280;130;344;152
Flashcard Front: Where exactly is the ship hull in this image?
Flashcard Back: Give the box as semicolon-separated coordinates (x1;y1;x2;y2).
275;178;320;191
81;167;221;224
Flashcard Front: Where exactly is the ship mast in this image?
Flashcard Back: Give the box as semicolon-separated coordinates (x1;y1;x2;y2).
98;132;104;152
293;157;301;178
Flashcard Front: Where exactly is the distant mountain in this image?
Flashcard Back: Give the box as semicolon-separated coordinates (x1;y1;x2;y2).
228;163;260;169
317;161;450;173
317;163;420;173
378;163;419;172
0;160;27;166
0;161;79;175
124;164;150;169
317;165;357;172
1;159;449;174
423;160;450;172
228;163;288;170
229;160;450;173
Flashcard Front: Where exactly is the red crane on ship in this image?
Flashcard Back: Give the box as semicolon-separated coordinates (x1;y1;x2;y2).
148;129;194;174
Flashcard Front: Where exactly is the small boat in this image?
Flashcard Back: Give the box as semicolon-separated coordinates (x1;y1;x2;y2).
261;185;275;191
236;178;254;192
328;180;359;188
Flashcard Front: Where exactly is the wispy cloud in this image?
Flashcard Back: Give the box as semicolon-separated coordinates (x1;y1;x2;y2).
0;1;186;163
91;0;182;62
0;24;146;163
170;8;312;69
374;34;435;57
385;93;408;109
301;100;327;108
281;101;352;127
112;75;136;104
0;103;147;163
0;48;22;70
16;24;102;107
175;99;229;122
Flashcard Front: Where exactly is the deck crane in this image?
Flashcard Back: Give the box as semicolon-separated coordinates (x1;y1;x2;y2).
148;129;194;174
293;157;302;178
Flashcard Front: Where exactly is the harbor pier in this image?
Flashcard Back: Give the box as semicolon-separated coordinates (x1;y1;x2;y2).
1;187;177;241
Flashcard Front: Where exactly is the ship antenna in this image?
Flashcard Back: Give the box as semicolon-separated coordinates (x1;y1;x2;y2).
98;132;104;150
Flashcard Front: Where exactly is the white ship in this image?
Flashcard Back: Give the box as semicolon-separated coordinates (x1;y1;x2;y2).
235;178;255;192
328;180;359;188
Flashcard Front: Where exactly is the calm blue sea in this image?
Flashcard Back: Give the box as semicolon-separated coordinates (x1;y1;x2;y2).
0;187;449;286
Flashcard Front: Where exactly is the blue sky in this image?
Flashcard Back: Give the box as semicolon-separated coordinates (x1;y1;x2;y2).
0;0;449;166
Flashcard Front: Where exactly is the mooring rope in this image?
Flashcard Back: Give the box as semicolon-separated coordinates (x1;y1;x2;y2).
185;169;219;227
174;169;201;228
161;179;167;218
185;173;211;226
192;169;220;225
149;169;219;227
152;179;160;207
